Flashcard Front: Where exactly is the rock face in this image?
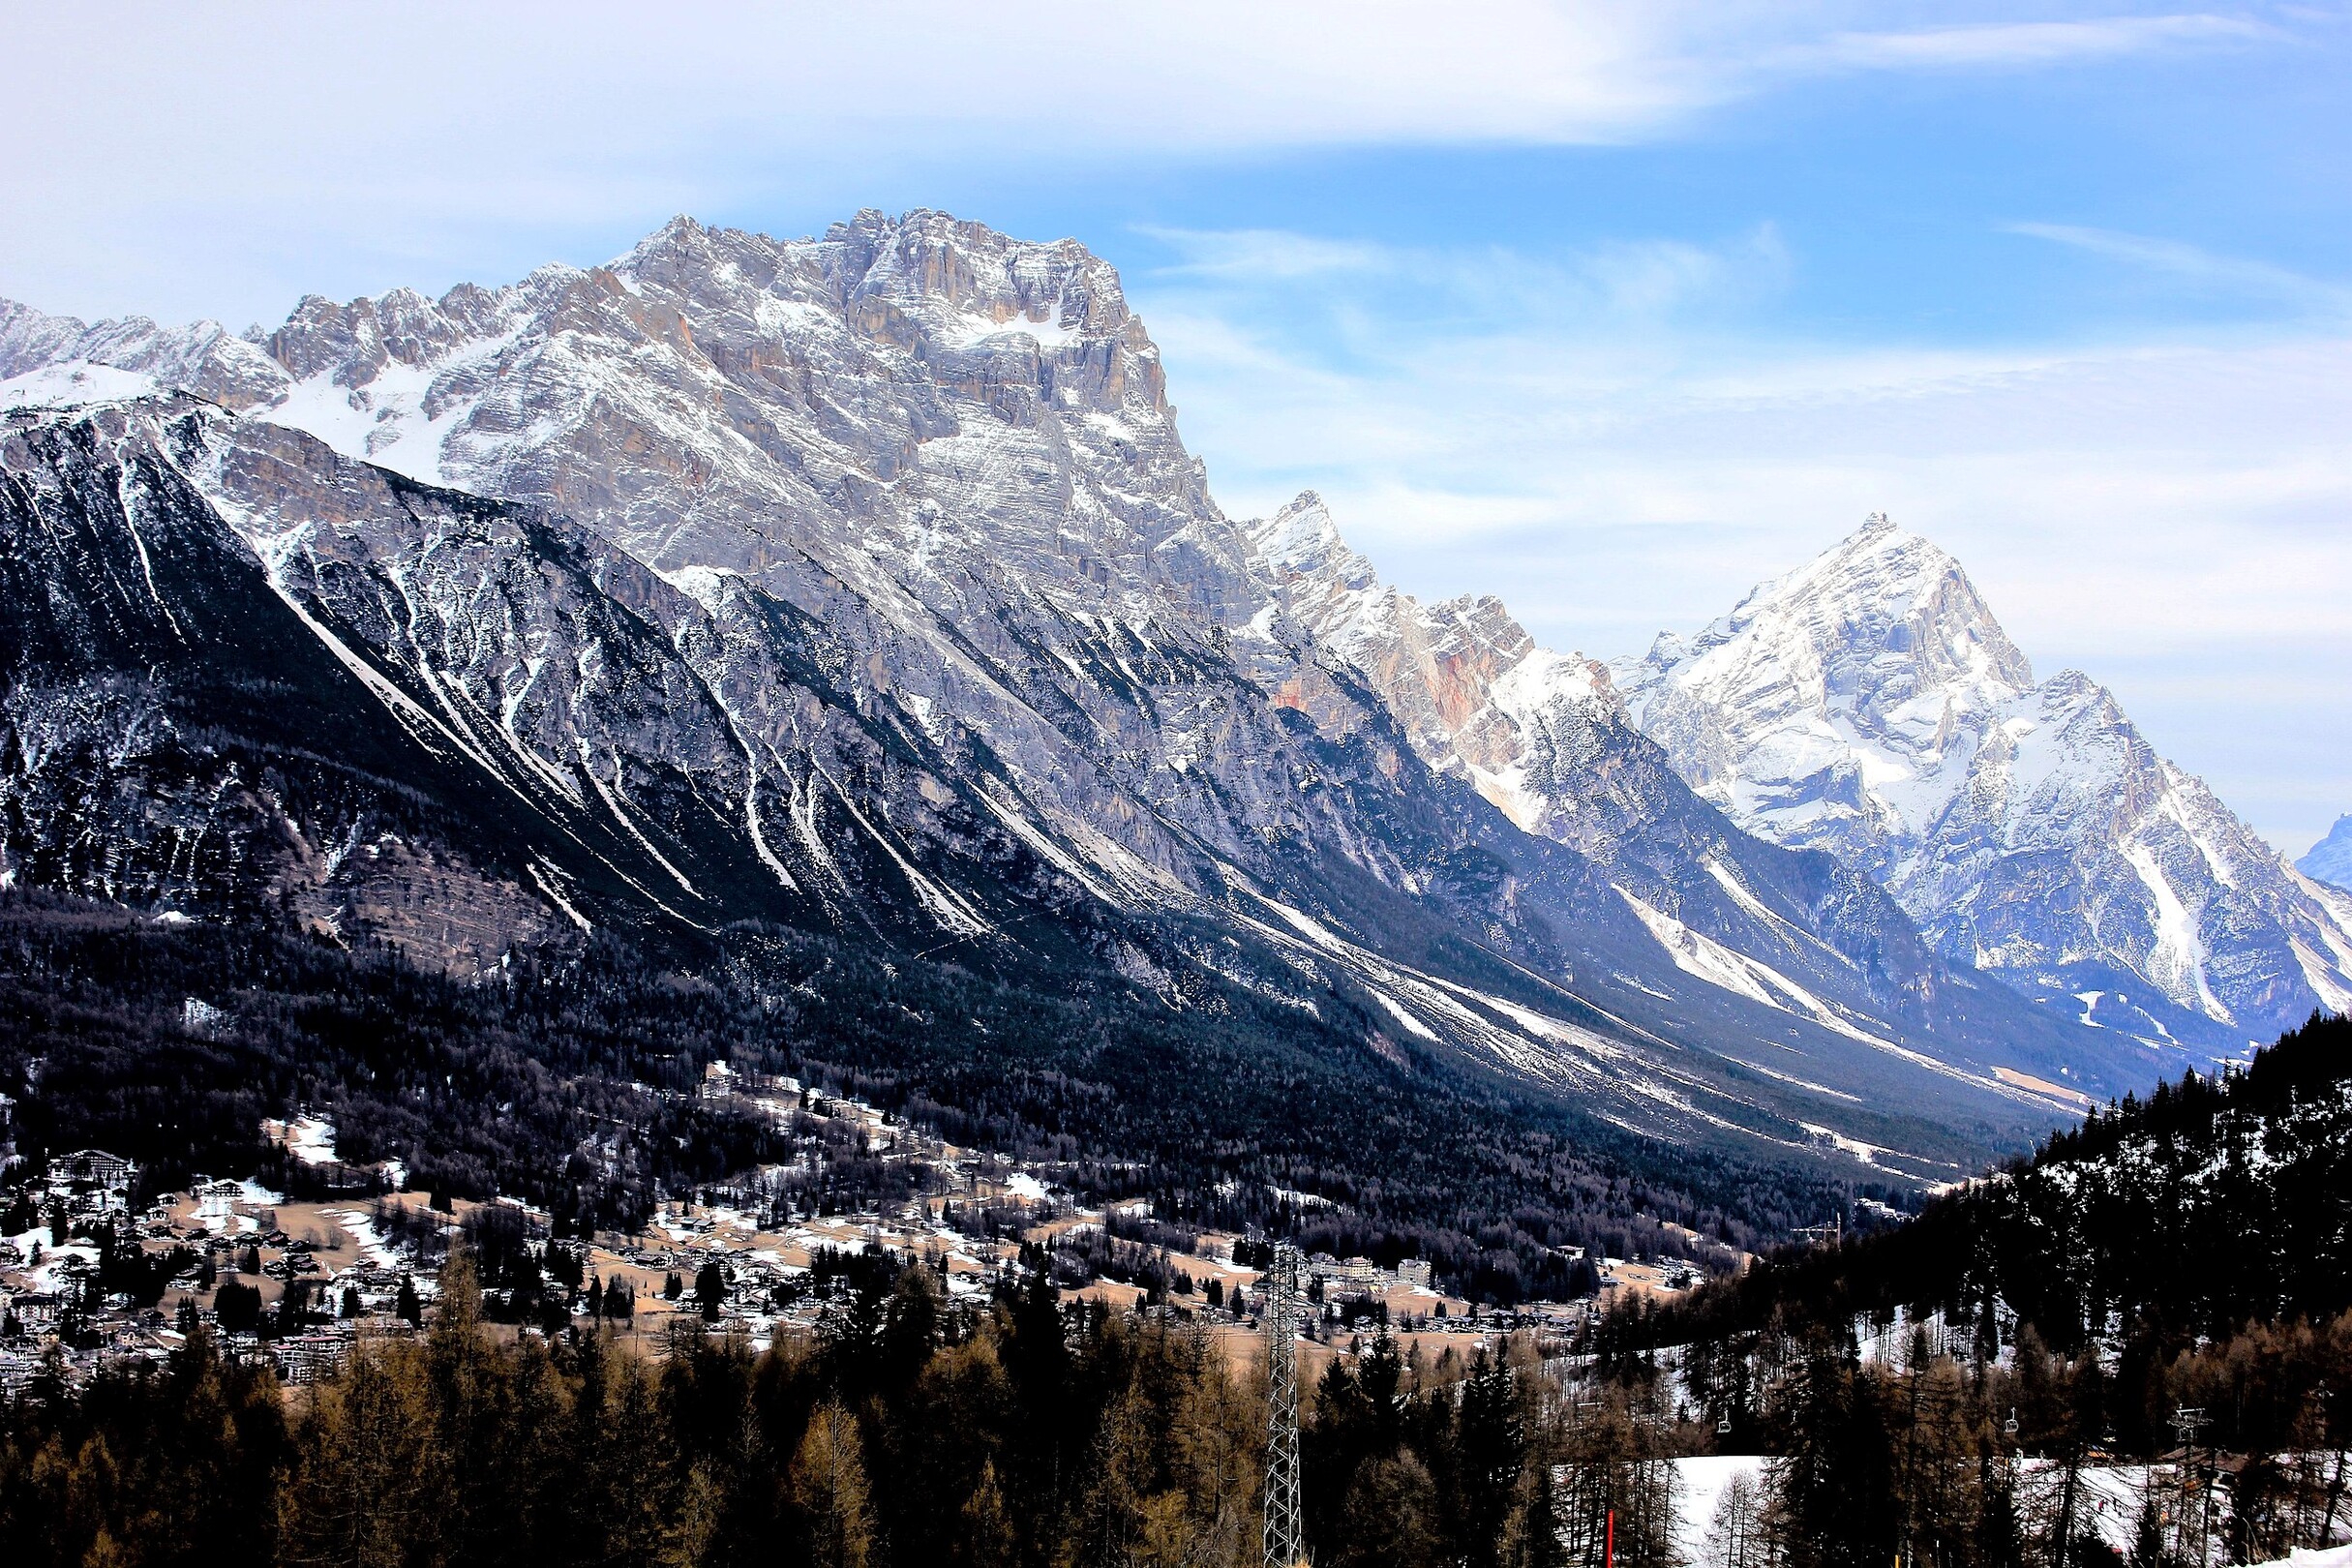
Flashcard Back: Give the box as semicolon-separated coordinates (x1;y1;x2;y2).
0;213;2207;1178
2301;817;2352;893
0;299;289;411
1613;515;2352;1048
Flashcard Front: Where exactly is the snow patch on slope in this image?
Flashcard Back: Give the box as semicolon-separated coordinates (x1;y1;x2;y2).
0;362;162;408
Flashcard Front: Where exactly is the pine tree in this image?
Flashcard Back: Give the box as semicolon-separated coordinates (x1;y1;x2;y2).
960;1460;1017;1568
1705;1469;1773;1568
695;1261;727;1323
1512;1458;1570;1568
1455;1349;1527;1568
278;1342;450;1568
1771;1352;1895;1568
790;1402;875;1568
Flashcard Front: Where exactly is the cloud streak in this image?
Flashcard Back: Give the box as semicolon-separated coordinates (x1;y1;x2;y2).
1786;13;2276;72
2007;223;2352;317
0;4;2297;322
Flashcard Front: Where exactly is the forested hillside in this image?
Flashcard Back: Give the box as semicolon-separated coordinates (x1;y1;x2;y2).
1602;1011;2352;1461
1613;1011;2351;1352
0;1256;1571;1568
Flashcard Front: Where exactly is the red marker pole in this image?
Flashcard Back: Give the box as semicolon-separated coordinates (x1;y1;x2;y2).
1606;1509;1614;1568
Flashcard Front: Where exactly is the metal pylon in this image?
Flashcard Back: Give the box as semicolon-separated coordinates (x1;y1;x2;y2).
2172;1406;2209;1566
1263;1241;1305;1568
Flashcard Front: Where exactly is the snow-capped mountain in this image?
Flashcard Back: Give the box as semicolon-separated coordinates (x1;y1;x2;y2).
1613;514;2352;1049
0;214;2196;1180
1242;487;2255;1139
1250;493;2029;1044
2302;816;2352;892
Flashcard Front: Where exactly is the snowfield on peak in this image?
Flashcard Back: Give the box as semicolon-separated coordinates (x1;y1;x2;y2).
1613;514;2352;1050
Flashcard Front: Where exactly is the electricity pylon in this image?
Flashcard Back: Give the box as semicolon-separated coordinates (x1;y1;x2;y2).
1263;1242;1306;1568
2172;1406;2208;1566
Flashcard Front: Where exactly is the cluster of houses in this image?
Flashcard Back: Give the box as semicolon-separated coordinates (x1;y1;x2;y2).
2;1092;1595;1396
0;1147;406;1392
39;1148;136;1220
698;1061;803;1105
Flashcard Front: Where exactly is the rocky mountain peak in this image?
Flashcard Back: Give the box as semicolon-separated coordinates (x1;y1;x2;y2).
614;208;1136;357
1249;492;1377;595
1615;516;2352;1046
1705;514;2035;709
1613;516;2045;867
1433;594;1539;672
0;298;287;412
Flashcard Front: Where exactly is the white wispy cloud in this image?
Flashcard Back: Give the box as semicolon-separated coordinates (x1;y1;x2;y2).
2007;223;2352;316
1140;225;1794;349
1785;13;2277;72
0;3;2297;322
1135;229;1391;282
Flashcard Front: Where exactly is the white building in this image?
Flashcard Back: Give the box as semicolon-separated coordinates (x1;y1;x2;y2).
46;1149;134;1195
197;1180;244;1226
273;1331;351;1385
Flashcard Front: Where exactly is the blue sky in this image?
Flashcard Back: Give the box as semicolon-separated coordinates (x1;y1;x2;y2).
5;2;2348;853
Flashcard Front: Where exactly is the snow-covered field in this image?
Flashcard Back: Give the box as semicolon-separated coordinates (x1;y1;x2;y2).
1673;1456;1765;1562
322;1208;403;1272
2249;1548;2352;1568
283;1116;337;1164
1670;1456;2345;1564
3;1226;99;1296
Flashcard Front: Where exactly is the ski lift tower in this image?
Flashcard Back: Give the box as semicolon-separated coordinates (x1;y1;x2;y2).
1263;1241;1306;1568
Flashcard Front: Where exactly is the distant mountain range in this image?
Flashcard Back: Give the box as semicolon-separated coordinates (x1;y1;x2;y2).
2302;815;2352;892
0;210;2337;1194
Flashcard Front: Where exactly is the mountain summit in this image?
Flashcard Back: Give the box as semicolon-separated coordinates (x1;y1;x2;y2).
1613;515;2352;1047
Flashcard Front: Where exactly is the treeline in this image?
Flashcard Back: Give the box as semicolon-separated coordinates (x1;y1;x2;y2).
1701;1328;2346;1568
0;889;1851;1302
1612;1012;2352;1354
14;1257;2347;1568
1630;1295;2351;1487
0;1251;1554;1568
